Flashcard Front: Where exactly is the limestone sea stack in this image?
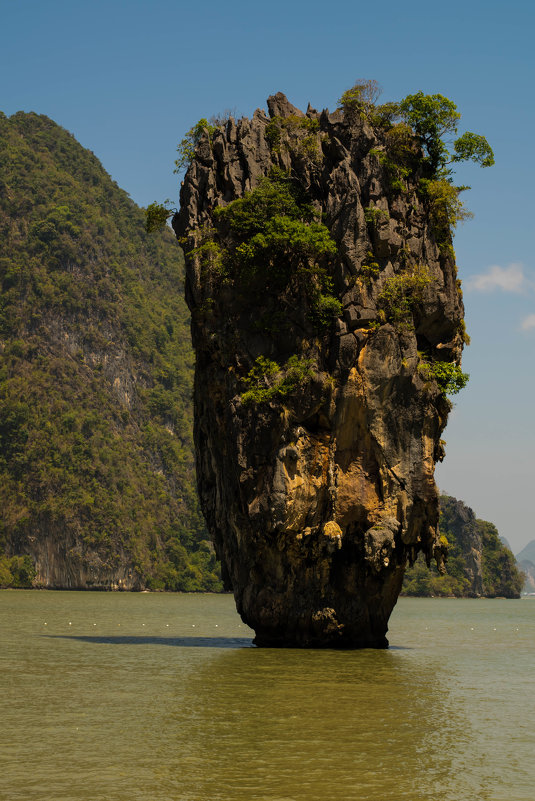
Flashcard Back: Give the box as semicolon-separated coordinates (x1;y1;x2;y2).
174;92;465;647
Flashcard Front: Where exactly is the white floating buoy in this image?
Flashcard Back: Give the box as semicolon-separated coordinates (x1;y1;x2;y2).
470;627;474;631
493;627;497;631
215;624;218;627
93;623;96;627
192;624;195;627
69;622;72;626
142;623;145;627
166;624;169;627
44;622;47;626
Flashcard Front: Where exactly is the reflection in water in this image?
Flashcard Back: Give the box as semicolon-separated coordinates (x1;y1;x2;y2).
158;647;467;801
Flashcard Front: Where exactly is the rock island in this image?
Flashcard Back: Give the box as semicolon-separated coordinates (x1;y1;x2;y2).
174;86;489;646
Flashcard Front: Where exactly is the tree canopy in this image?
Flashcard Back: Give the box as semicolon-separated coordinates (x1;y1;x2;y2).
339;82;494;180
398;91;494;177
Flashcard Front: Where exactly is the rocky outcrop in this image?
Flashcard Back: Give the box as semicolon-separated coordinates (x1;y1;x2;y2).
438;495;524;598
439;496;484;595
175;93;465;646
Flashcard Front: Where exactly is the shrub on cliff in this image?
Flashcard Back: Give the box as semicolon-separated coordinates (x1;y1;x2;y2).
190;172;341;331
338;79;382;110
377;264;434;325
340;83;494;179
174;118;218;174
240;355;316;405
421;178;474;249
417;359;469;396
146;200;176;233
213;175;335;273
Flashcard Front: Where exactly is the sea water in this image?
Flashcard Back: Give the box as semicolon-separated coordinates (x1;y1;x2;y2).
1;590;533;801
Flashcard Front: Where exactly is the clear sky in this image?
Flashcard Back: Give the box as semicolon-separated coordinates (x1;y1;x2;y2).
2;0;534;552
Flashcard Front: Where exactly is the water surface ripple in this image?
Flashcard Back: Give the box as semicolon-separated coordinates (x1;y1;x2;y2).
1;591;533;800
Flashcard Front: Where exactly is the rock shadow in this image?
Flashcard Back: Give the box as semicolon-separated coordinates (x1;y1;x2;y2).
44;634;255;648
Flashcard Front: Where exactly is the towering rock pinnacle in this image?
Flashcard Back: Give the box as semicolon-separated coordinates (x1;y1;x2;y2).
174;92;465;647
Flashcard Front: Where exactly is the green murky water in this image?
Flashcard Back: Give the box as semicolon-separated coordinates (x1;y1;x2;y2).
1;591;533;800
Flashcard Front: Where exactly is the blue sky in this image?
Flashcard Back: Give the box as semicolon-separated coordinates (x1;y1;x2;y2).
2;0;534;552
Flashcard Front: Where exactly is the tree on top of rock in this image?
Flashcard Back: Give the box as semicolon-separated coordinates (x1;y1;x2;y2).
339;81;494;181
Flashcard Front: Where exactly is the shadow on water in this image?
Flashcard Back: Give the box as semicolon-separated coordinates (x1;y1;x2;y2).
44;634;255;648
45;634;411;650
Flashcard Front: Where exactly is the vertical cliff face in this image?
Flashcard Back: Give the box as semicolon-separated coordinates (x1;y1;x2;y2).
175;93;465;646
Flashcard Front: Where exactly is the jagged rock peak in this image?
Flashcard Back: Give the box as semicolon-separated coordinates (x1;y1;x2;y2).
267;92;305;119
174;92;466;647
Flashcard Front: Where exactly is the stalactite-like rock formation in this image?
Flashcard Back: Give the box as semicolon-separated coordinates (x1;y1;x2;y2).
174;92;465;647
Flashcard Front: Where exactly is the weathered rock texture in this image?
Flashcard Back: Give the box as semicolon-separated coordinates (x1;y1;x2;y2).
175;93;466;646
9;532;142;590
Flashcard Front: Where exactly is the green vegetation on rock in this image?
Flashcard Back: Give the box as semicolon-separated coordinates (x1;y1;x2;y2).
417;359;469;396
340;81;494;251
174;118;218;174
190;171;341;333
145;200;175;233
0;111;221;591
377;264;433;326
240;355;315;405
397;91;494;177
265;114;322;161
422;178;473;252
338;79;383;118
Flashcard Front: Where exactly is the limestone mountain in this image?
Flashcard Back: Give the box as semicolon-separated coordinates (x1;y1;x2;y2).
516;539;535;564
402;495;524;598
517;559;535;593
175;90;472;646
0;111;221;591
516;540;535;592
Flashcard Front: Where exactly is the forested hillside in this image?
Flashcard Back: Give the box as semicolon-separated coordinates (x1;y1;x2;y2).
0;111;221;590
402;495;523;598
